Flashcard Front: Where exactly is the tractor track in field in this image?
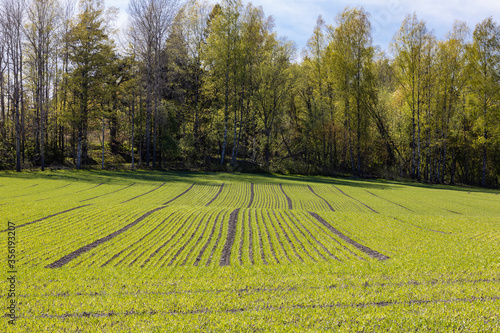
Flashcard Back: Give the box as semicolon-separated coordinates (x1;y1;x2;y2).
365;190;413;212
163;184;195;205
266;211;291;262
205;184;225;206
167;211;206;267
0;204;92;232
141;212;197;267
285;211;341;261
121;183;166;203
272;211;306;262
206;212;226;266
247;183;254;208
46;206;168;268
181;211;216;266
127;212;187;267
260;211;279;264
37;295;500;319
332;185;378;213
100;212;176;267
391;217;452;234
194;212;223;266
309;212;389;261
279;184;293;209
307;185;335;211
220;209;240;266
279;211;329;261
81;183;136;202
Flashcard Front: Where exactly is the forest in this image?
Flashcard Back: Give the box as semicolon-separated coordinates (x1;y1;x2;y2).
0;0;499;187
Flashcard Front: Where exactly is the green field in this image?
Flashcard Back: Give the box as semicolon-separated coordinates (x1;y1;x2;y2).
1;170;499;332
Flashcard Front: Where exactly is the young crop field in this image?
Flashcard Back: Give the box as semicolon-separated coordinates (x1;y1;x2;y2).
1;170;499;332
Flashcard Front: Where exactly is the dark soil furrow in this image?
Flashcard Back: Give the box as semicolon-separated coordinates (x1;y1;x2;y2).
75;183;104;193
278;211;323;261
247;210;254;265
307;185;335;211
391;217;452;234
238;210;245;265
443;208;462;215
121;183;166;203
365;190;413;211
309;212;389;261
220;209;240;266
81;183;136;202
2;204;92;232
205;183;225;206
101;212;175;267
163;183;195;205
206;211;226;266
46;206;168;268
128;212;187;267
260;211;279;264
279;184;293;209
142;212;197;267
195;212;223;266
38;296;500;319
332;185;379;213
247;183;254;208
34;184;104;202
271;211;305;262
181;211;216;266
285;211;339;261
167;211;206;267
255;211;268;265
266;211;291;262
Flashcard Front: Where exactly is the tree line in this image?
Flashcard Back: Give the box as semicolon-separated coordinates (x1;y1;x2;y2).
0;0;499;187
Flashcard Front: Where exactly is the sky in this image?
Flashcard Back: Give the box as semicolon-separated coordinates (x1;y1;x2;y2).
108;0;499;57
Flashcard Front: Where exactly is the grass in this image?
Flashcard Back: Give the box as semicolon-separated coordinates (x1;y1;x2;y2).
0;170;499;332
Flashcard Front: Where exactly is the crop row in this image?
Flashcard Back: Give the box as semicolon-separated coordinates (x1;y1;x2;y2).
31;207;380;268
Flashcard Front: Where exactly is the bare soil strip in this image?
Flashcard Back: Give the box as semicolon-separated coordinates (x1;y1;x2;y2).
247;183;254;208
127;212;187;267
206;212;226;266
285;211;340;261
101;212;175;267
272;211;305;262
260;211;280;264
307;185;335;211
39;296;500;319
194;212;223;266
46;206;168;268
181;211;216;266
279;184;293;209
365;190;413;212
220;209;240;266
247;210;254;265
443;208;462;215
391;217;452;234
81;183;136;202
205;183;225;206
308;212;389;261
299;212;357;260
332;185;379;213
1;204;92;232
167;212;206;266
121;183;166;203
163;184;195;205
267;211;291;262
74;183;104;193
142;212;197;267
